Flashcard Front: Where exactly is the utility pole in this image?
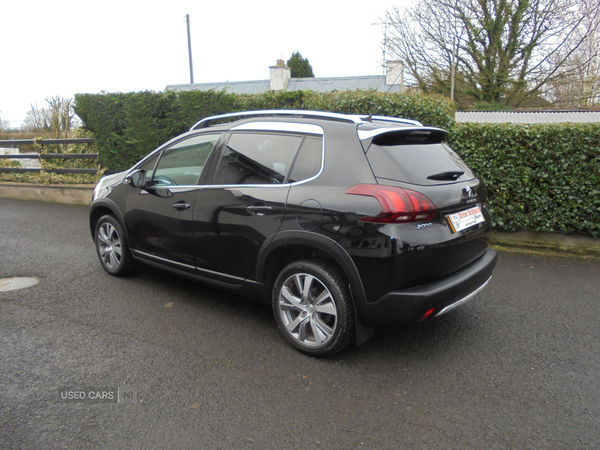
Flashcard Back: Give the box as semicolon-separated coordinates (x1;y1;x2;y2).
186;14;194;84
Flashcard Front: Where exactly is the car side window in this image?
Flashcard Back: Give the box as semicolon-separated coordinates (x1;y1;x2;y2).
288;136;323;183
152;134;220;187
212;133;302;185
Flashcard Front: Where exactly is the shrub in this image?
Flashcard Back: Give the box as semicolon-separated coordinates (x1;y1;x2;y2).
73;90;599;237
449;123;600;237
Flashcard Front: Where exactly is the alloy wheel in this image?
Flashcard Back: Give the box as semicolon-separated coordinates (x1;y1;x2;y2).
277;272;338;348
97;222;123;271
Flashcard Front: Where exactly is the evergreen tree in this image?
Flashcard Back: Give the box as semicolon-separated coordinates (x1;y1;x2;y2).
286;52;315;78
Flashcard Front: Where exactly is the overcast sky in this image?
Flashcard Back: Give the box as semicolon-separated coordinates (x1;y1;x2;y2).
0;0;406;128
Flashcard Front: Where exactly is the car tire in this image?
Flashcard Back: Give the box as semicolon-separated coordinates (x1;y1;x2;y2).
272;259;355;357
94;215;134;277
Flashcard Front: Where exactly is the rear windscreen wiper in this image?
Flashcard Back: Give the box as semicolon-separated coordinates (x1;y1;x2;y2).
427;171;464;181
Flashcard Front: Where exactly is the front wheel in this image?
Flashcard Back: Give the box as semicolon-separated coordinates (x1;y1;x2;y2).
94;215;134;277
272;259;355;357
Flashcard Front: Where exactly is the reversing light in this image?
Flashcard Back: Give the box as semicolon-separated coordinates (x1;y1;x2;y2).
345;184;437;223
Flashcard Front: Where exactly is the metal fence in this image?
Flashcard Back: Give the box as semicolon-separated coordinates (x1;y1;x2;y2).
0;138;99;175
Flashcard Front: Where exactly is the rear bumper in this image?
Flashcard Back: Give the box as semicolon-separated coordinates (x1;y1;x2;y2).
358;248;498;326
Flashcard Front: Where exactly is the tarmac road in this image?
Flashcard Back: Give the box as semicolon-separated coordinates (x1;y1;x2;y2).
1;198;599;449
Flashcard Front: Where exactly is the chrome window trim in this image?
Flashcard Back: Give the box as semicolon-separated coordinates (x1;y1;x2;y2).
230;122;324;135
151;185;203;192
206;129;325;188
142;183;292;190
201;183;292;190
171;133;326;189
137;123;327;188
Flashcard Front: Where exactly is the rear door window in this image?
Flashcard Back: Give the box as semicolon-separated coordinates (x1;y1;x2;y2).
211;132;303;185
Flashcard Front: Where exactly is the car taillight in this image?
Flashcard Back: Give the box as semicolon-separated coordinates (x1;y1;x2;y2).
345;184;437;223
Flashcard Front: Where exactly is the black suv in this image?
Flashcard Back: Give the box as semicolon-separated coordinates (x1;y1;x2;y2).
90;110;497;356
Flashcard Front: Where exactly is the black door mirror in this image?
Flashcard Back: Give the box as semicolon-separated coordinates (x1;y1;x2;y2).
126;169;146;188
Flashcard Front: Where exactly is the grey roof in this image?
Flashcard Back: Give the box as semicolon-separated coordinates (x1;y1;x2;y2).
455;110;600;124
166;80;271;95
165;75;401;95
286;75;401;93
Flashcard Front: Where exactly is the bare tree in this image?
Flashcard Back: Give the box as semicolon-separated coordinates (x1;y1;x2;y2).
546;1;600;107
23;97;79;141
384;0;600;107
23;103;51;132
45;96;76;140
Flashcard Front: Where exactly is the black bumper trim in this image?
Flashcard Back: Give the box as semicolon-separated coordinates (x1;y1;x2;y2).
358;248;498;326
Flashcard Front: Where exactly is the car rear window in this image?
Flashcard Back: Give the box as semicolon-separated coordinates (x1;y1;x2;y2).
366;133;474;185
288;136;323;183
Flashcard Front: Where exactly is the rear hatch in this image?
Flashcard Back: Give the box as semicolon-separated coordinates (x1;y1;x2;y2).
358;125;491;293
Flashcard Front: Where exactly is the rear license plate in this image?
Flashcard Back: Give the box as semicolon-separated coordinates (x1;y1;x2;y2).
447;206;485;233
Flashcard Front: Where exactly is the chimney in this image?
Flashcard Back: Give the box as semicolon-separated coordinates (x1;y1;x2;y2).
386;60;404;92
269;59;291;91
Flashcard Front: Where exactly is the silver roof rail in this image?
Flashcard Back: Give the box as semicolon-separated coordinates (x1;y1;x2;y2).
190;110;366;130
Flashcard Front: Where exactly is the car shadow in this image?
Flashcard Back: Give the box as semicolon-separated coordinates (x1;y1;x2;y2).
128;264;494;364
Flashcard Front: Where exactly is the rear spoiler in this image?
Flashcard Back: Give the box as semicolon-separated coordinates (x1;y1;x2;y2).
357;127;448;142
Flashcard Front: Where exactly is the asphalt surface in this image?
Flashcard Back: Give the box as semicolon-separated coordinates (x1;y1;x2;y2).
1;198;599;449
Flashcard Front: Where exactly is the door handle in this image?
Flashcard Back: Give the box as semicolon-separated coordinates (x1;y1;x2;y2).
246;205;273;215
172;201;191;211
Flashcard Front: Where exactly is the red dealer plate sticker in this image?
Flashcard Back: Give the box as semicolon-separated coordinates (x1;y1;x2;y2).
446;206;485;233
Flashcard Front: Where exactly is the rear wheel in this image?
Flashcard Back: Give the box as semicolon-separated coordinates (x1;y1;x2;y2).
272;259;355;357
94;215;134;276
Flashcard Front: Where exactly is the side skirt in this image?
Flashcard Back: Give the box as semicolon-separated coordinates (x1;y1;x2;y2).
131;252;268;303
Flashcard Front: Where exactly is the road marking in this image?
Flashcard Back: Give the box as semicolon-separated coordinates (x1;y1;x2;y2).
0;277;39;292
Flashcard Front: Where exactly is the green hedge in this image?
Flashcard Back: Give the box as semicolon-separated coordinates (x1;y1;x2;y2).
74;90;454;172
74;90;599;237
449;123;600;237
